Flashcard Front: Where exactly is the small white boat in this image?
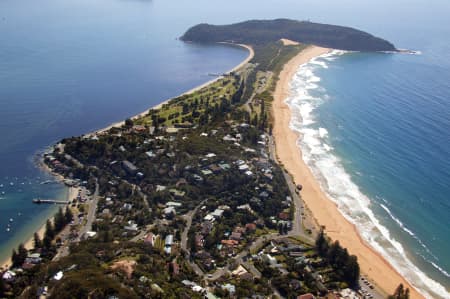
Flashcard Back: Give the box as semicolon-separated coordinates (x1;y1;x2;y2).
9;218;13;222
6;227;10;232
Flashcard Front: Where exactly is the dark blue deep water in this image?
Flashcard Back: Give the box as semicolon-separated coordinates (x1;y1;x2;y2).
0;0;449;297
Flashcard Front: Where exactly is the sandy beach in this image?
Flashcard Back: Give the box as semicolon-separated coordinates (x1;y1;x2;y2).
271;45;424;298
94;43;254;135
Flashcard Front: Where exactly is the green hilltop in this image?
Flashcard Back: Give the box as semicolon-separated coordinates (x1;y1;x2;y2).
181;18;396;52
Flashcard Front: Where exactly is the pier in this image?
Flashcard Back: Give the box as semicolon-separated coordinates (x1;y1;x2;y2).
32;198;69;205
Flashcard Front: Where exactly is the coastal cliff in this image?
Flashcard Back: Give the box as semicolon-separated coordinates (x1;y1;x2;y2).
181;19;396;52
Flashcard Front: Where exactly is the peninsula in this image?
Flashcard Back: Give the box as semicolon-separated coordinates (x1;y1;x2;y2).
1;19;419;299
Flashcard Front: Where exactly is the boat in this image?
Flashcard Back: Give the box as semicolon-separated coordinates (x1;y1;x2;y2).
40;180;55;185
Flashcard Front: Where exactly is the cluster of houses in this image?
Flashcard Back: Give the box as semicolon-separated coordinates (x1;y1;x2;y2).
143;232;174;255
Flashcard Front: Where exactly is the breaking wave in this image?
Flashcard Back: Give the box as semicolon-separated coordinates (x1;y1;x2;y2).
285;50;450;298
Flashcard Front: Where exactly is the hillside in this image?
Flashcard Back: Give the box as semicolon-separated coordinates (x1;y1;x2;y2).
181;19;396;52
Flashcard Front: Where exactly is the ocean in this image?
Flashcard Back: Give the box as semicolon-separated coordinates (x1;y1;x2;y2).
0;0;449;297
287;49;450;297
0;0;249;263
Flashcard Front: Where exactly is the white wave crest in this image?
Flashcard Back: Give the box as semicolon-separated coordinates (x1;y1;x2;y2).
285;51;450;299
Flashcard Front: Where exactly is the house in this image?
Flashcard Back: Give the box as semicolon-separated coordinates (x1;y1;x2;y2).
144;233;156;246
238;164;250;171
176;178;187;187
240;272;254;281
211;208;224;218
278;212;290;220
208;164;222;173
231;265;248;276
156;185;167;192
201;221;213;235
166;201;182;207
164;235;173;255
123;203;133;211
204;214;215;222
169;189;185;197
2;270;16;282
195;234;204;248
25;253;42;264
164;206;176;215
245;223;257;232
234;226;245;234
124;221;138;231
222;284;236;295
297;294;315;299
132;125;146;132
262;254;277;265
218;163;231;170
221;239;239;247
230;232;241;241
201;169;213;176
169;260;179;275
166;127;179;134
122;160;137;174
145;151;156;158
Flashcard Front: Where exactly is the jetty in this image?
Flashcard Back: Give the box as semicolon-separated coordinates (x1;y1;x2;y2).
32;198;69;205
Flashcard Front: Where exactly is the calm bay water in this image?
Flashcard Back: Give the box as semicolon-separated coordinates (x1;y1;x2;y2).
0;0;449;297
0;0;249;262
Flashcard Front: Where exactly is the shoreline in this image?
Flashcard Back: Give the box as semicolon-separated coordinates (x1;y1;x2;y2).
0;186;79;271
271;45;424;298
0;43;254;271
93;43;254;136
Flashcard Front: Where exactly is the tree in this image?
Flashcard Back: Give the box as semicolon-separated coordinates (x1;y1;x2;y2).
11;243;27;267
54;207;65;232
388;284;410;299
33;232;42;249
316;229;329;256
124;118;133;127
11;249;19;267
44;219;55;246
344;255;360;287
65;207;73;224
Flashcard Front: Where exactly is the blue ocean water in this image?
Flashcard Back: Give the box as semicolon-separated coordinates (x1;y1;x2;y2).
287;49;450;297
0;0;249;263
1;0;449;297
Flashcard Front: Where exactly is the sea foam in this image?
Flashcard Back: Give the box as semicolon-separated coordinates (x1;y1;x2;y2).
286;50;450;299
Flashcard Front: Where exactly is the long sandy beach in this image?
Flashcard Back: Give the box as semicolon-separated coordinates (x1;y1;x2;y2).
271;45;423;298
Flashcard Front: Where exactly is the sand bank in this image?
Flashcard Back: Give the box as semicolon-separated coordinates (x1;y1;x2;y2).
271;45;423;298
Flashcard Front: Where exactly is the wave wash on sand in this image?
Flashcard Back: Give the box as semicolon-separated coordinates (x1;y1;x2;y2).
285;50;450;299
